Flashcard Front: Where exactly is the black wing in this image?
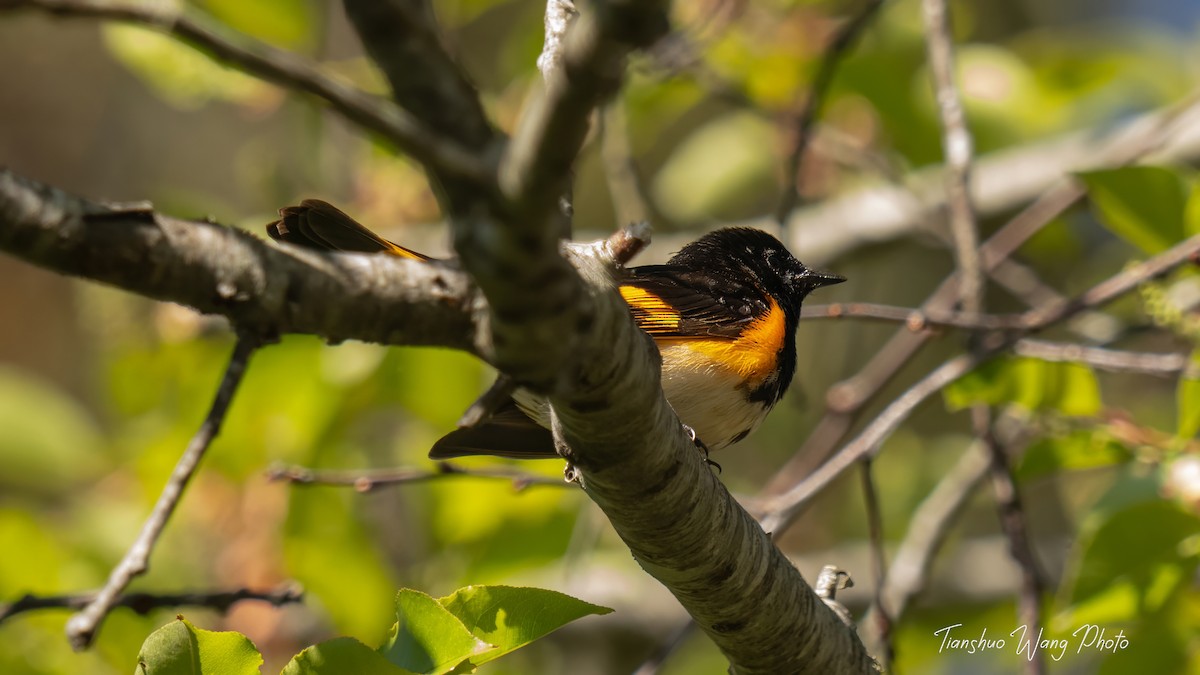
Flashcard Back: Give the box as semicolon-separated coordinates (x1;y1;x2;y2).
619;265;768;340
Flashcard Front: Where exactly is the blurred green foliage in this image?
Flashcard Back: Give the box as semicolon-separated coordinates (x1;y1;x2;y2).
135;587;609;674
2;0;1200;673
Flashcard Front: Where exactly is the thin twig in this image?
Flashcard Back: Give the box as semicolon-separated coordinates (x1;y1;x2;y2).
1013;339;1194;377
775;0;885;230
1;584;303;624
537;0;578;81
65;336;260;650
802;302;1028;331
599;99;652;226
977;408;1045;675
537;0;581;235
763;91;1200;495
760;232;1200;532
2;0;490;184
864;439;991;646
770;91;1200;264
265;461;568;492
922;0;981;312
859;460;892;669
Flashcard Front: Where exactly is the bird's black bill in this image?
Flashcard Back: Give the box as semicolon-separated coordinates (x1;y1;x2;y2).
804;269;846;289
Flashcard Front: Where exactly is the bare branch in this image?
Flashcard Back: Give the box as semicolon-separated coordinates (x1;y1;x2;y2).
864;440;991;644
499;0;669;222
763;92;1200;495
600;100;652;226
0;0;490;183
803;302;1027;331
775;0;885;229
66;336;259;650
760;232;1200;532
265;461;568;492
858;461;892;669
1013;340;1194;377
768;96;1200;265
340;0;494;152
921;0;982;311
977;410;1045;675
538;0;578;82
1;584;303;624
0;169;481;353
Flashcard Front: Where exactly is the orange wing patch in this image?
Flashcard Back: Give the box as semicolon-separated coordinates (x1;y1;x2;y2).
620;285;682;335
657;299;786;386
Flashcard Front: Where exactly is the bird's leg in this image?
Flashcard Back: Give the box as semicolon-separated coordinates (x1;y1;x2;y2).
683;424;721;474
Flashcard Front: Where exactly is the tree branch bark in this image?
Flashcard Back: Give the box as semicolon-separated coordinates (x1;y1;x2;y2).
0;169;481;352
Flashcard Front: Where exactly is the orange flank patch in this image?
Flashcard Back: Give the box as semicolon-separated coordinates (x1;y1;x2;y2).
620;285;681;334
658;300;785;386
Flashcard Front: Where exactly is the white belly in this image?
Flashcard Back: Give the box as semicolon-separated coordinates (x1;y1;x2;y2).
659;343;771;449
513;343;771;451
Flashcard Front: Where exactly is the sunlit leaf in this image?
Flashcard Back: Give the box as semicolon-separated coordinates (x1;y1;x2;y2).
1017;430;1132;480
103;25;276;110
379;589;494;675
282;637;412;675
135;618;262;675
438;585;613;665
0;367;103;492
1063;500;1200;607
1177;350;1200;439
196;0;315;50
1055;363;1104;417
652;112;777;223
943;357;1101;415
285;487;397;639
1185;182;1200;238
1079;166;1190;254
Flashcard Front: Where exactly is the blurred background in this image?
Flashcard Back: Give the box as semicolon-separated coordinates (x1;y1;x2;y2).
1;0;1199;673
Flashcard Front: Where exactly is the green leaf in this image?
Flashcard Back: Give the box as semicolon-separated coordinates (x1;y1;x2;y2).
1078;166;1190;254
1177;350;1200;439
135;618;262;675
1185;182;1200;238
1017;430;1132;480
1054;362;1104;417
438;586;613;666
282;637;412;675
651;112;777;223
379;590;494;675
0;366;103;492
943;358;1011;411
196;0;315;50
943;357;1101;415
103;25;273;110
1063;500;1200;607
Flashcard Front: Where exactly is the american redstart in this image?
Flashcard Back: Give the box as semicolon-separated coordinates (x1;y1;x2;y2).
267;200;844;460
